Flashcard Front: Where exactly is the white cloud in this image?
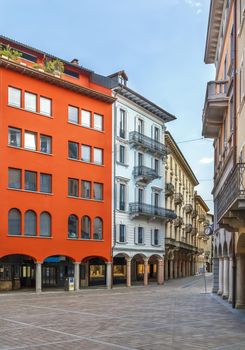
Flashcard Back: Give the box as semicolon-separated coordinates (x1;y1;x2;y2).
199;157;214;164
184;0;205;15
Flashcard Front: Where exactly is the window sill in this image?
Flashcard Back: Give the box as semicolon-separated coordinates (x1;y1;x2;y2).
116;161;129;167
68;158;104;167
8;235;52;238
116;136;128;143
68;121;104;133
8;145;53;156
116;241;128;245
8;104;52;118
135;243;145;246
8;188;53;195
67;238;104;242
67;196;104;202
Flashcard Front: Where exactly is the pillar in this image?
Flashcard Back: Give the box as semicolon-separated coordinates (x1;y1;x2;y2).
236;254;245;308
74;262;80;291
169;259;173;279
178;260;182;277
186;261;189;276
217;257;224;295
144;258;148;286
106;262;112;289
228;256;233;303
157;259;164;285
35;262;42;293
212;257;219;293
182;261;186;277
174;260;178;279
164;258;168;281
222;257;229;299
126;258;131;287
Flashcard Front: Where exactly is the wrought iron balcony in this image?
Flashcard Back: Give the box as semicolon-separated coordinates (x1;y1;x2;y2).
184;204;193;214
185;224;193;233
198;214;206;222
174;216;183;227
165;183;174;197
174;193;183;205
202;81;229;138
129;202;176;220
133;166;159;184
129;131;167;158
216;163;245;223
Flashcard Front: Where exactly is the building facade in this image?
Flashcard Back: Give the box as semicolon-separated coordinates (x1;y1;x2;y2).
164;132;208;280
202;0;245;307
0;36;114;291
110;72;176;287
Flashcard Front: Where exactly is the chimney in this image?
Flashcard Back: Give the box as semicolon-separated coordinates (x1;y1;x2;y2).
71;58;79;65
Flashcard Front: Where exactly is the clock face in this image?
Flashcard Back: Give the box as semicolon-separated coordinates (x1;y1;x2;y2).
204;226;213;236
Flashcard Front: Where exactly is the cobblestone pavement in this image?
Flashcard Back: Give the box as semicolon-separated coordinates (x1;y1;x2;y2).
0;274;244;350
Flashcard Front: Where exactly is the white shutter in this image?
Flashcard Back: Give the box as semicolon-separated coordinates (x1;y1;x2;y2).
142;227;145;244
125;184;128;212
116;224;120;243
124;225;127;243
125;146;129;165
151;229;153;245
116;143;120;162
134;227;138;244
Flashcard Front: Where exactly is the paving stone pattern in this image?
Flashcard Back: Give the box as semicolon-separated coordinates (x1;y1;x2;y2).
0;274;244;349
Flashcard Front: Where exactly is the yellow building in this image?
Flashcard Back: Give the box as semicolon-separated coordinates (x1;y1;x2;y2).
202;0;245;308
164;132;211;280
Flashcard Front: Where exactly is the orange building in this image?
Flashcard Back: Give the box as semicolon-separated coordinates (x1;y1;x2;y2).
0;36;115;291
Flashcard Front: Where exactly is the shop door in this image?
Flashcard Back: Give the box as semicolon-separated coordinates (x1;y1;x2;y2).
20;264;35;288
42;266;57;287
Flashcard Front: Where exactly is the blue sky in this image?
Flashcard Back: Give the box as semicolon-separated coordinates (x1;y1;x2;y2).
1;0;215;211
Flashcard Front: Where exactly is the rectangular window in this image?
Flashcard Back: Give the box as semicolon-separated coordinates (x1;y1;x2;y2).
154;192;159;207
68;178;79;197
119;145;125;164
40;97;51;116
94;113;103;131
138;188;143;204
40;135;51;154
24;131;37;150
68;141;79;159
119;183;126;210
137;118;143;134
8;127;21;147
81;145;91;162
154;126;160;141
68;105;78;123
94;183;103;200
119;224;126;243
94;148;103;165
81;110;91;128
138;153;143;166
8;168;21;189
230;95;234;133
81;180;91;199
138;227;144;244
8;87;21;108
119;109;126;138
24;171;37;191
24;92;37;112
153;229;159;245
40;173;52;193
154;159;159;175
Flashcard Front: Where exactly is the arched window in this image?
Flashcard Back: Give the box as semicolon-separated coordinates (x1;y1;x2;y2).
24;210;37;236
94;217;103;240
68;214;78;238
81;216;90;239
8;208;21;235
40;212;51;237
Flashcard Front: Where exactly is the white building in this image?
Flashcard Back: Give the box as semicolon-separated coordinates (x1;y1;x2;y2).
109;71;176;287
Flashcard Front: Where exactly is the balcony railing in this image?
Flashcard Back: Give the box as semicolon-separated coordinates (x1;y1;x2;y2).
129;202;176;220
198;214;206;222
174;193;183;205
165;183;174;197
191;210;198;219
202;81;229;138
185;224;193;233
133;166;159;184
129;131;167;158
184;204;193;214
174;216;183;227
216;163;245;223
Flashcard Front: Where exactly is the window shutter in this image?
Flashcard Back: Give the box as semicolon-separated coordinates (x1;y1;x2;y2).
125;146;129;165
151;229;153;245
116;224;120;243
124;225;127;243
116;143;120;162
125;184;128;211
134;227;138;244
142;228;145;244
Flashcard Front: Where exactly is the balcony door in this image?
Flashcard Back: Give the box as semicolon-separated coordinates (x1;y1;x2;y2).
138;188;144;205
136;118;144;134
138;153;143;167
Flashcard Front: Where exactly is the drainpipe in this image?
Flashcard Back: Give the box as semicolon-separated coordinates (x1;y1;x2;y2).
232;0;237;309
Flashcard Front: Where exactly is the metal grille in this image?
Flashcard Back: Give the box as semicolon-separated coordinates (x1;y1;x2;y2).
129;202;176;220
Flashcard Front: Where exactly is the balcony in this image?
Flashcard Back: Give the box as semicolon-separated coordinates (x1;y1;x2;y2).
129;202;176;220
191;210;198;219
197;230;205;239
191;227;197;236
129;131;167;158
174;216;184;227
184;204;193;214
198;214;206;222
216;163;245;223
185;224;193;233
133;166;159;184
174;193;183;205
165;183;174;197
202;81;229;138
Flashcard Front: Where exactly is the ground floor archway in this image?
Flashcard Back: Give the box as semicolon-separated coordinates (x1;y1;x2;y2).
42;255;75;289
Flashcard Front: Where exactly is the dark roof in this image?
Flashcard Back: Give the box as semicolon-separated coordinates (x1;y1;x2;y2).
114;84;176;123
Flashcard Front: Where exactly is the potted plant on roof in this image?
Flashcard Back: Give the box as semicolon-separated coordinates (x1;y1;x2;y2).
0;44;22;61
32;63;45;72
45;58;64;77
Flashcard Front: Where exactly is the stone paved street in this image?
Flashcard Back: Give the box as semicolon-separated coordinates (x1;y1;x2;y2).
0;274;244;350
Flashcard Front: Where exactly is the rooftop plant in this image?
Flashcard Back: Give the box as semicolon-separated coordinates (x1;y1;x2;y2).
0;44;22;61
44;59;64;75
